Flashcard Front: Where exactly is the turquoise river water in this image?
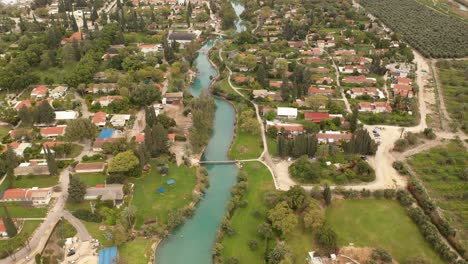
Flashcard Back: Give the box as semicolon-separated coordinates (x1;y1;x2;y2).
155;3;245;262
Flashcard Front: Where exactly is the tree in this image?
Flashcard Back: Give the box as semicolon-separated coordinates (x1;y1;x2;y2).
349;106;359;132
154;114;176;129
82;13;88;32
285;185;309;212
268;242;292;264
303;201;324;230
145;123;168;157
68;175;86;203
18;106;33;125
315;225;337;249
268;201;298;235
344;129;377;155
36;101;55;124
44;146;58;176
2;206;17;237
323;184;332;206
129;84;161;107
70;15;78;32
108;150;140;176
257;222;273;239
256;64;268;88
120;206;137;230
65;118;97;141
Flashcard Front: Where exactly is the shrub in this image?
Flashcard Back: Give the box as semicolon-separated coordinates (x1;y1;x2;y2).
72;209;102;222
248;240;258;251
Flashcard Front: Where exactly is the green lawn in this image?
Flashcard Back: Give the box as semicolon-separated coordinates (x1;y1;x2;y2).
82;221;114;247
11;175;59;188
229;130;263;160
0;125;11;139
119;237;154;264
326;199;443;263
131;160;197;228
221;161;275;263
0;221;41;258
0;204;48;218
267;138;278;157
75;173;107;187
408;140;468;248
436;60;468;133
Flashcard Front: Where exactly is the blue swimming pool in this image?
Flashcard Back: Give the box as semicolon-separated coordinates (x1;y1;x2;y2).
98;128;114;139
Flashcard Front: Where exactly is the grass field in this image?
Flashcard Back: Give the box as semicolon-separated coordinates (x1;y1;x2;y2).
408;140;468;247
221;161;315;263
221;162;275;263
0;221;41;258
0;204;48;218
0;125;11;139
131;160;197;228
10;175;59;188
436;60;468;133
326;199;443;263
229;129;263;160
119;237;154;264
75;173;107;187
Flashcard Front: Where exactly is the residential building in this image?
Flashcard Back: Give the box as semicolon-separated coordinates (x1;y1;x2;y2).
277;107;298;119
75;162;106;174
164;92;183;104
93;112;108;127
303;112;343;123
93;96;124;107
138;43;163;54
85;184;124;206
266;121;304;137
86;83;117;94
1;188;52;205
8;142;32;157
316;131;352;144
342;75;376;84
30;85;48;99
14;100;32;111
168;31;197;44
61;32;83;45
347;87;384;99
49;86;67;99
110;114;131;127
40;126;66;138
55;111;79;121
14;161;50;176
308;87;334;96
358;102;392;113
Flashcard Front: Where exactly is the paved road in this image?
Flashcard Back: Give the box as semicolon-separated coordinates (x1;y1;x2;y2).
1;143;92;264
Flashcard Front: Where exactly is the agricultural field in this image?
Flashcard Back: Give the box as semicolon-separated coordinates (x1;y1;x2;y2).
360;0;468;58
326;200;444;263
415;0;468;20
436;60;468;133
407;140;468;248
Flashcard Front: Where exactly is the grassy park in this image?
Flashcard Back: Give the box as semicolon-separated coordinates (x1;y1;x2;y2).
408;140;468;247
131;160;197;228
229;129;263;160
221;162;275;263
326;199;443;263
119;237;154;264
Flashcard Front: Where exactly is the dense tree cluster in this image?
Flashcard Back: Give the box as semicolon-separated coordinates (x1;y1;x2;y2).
189;92;216;153
360;0;468;58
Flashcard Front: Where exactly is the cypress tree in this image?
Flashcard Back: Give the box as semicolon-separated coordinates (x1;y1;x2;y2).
70;15;78;32
2;206;17;237
280;75;290;102
256;64;267;88
82;13;88;32
44;146;58;176
323;185;332;206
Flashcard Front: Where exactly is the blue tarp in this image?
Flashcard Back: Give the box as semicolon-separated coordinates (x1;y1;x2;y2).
166;179;175;185
157;187;166;193
99;246;118;264
98;128;114;139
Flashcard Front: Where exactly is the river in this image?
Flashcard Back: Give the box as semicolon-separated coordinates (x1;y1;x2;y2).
155;3;245;263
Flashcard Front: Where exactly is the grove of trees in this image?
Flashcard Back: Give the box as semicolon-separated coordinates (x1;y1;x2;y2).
360;0;468;58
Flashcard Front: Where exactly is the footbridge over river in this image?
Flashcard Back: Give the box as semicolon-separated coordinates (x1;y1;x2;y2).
198;159;259;165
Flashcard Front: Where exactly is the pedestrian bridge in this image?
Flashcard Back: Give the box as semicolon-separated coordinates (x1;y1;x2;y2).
198;159;258;165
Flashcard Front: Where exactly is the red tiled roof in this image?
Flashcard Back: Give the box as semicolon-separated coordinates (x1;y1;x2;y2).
31;85;48;96
2;188;28;199
308;87;334;95
316;132;352;141
93;111;107;124
63;32;83;43
397;77;412;84
274;125;304;132
304;112;330;123
136;132;145;143
167;133;176;140
15;100;31;110
393;84;413;91
40;126;66;135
